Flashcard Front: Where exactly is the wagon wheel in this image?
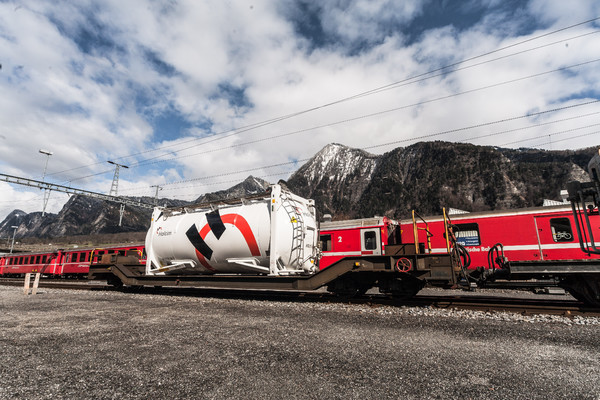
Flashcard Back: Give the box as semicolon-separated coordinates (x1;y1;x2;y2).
560;276;600;307
327;276;372;298
106;276;124;289
379;276;424;300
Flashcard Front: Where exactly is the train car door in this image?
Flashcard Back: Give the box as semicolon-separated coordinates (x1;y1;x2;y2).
534;215;579;260
361;228;382;256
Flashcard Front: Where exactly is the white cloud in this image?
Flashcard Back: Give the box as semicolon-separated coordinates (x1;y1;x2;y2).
0;0;599;223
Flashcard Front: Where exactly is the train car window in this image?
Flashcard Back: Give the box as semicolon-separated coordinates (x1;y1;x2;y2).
118;250;126;256
41;255;47;264
77;252;84;262
320;234;332;251
454;223;481;246
142;248;147;259
364;231;377;250
550;218;573;242
35;256;41;264
17;257;22;265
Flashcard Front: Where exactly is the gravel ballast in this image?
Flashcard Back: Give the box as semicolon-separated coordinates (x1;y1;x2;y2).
0;286;599;399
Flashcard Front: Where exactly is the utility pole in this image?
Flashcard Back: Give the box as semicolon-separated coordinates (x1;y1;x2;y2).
9;225;18;253
39;149;53;216
151;185;163;205
108;161;129;226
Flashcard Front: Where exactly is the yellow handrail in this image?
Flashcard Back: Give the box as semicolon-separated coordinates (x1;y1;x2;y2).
412;210;419;254
412;210;433;254
443;207;451;254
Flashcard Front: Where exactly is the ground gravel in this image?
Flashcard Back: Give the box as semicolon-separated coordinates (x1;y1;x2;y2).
0;286;599;399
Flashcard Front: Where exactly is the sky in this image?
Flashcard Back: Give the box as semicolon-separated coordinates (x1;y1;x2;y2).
1;0;599;221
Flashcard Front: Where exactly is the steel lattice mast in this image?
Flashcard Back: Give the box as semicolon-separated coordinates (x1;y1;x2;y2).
0;173;155;210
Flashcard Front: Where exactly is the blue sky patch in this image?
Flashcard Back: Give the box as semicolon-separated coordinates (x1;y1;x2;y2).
152;108;194;143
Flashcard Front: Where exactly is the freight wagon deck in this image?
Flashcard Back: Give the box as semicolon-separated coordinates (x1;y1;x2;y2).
89;244;460;298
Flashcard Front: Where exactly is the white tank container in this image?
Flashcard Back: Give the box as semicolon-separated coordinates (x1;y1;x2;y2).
145;185;318;276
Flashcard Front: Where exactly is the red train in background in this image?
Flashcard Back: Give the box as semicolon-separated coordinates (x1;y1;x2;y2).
0;244;145;277
318;216;400;269
2;204;596;277
319;203;600;270
402;203;600;267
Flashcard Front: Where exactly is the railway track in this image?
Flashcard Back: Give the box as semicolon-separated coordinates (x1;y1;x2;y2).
1;278;598;318
404;294;600;318
0;278;113;291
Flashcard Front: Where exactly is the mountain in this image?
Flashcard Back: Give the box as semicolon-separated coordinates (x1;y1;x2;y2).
194;176;271;203
285;143;379;219
0;176;272;240
1;142;596;240
286;141;594;220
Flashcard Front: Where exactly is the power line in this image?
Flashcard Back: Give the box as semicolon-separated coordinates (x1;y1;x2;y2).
501;126;600;147
460;111;600;143
43;17;600;181
505;130;600;149
117;100;600;195
98;31;600;170
103;59;600;173
363;99;600;151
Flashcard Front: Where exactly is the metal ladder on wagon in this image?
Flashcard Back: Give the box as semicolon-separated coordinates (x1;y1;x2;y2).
280;193;306;270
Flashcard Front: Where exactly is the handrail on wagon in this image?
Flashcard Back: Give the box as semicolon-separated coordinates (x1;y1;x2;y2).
443;207;451;254
411;210;433;254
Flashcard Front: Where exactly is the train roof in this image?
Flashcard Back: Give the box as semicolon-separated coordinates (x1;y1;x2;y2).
320;216;397;230
400;203;577;224
0;243;144;257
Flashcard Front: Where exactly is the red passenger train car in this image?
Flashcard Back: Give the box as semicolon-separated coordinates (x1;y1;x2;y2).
405;204;600;268
319;204;600;270
319;216;401;269
0;244;145;277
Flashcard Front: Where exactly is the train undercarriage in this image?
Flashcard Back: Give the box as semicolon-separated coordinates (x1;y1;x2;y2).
89;244;600;307
89;244;461;299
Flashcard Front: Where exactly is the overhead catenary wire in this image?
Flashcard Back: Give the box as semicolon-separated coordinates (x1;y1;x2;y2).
64;30;600;176
4;17;600;216
504;130;600;149
119;125;600;199
42;18;600;181
363;99;600;151
63;57;600;185
124;31;600;169
116;101;600;195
